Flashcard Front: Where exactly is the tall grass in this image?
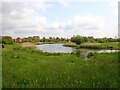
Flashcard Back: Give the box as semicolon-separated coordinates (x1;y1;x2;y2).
2;44;119;88
64;42;120;50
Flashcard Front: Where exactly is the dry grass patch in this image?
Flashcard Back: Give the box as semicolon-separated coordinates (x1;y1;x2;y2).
22;42;35;47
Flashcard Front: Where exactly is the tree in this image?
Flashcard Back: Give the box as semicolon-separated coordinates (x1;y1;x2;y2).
2;36;14;44
71;35;85;45
117;38;120;42
42;37;46;42
0;37;2;44
56;37;60;40
83;37;89;42
28;37;33;42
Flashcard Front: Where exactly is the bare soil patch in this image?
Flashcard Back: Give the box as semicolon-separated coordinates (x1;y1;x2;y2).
22;42;35;47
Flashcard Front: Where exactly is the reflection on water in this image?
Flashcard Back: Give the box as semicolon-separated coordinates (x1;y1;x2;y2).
36;44;73;53
36;44;120;58
95;50;120;53
74;49;120;59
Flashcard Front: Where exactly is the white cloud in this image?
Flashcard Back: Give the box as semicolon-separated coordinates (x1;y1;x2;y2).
110;0;119;15
2;3;48;38
41;14;106;38
59;0;70;7
2;1;117;38
73;15;105;29
2;6;107;38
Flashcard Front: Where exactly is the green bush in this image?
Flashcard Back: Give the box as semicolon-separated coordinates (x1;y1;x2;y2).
87;52;94;58
2;36;14;44
80;45;101;49
74;49;81;57
71;35;85;45
63;44;77;47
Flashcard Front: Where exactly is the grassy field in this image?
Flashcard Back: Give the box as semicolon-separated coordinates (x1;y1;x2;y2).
2;44;119;88
0;46;2;89
64;42;120;50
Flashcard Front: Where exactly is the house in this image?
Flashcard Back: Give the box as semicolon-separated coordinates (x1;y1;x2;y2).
14;37;22;42
32;36;40;41
88;36;93;39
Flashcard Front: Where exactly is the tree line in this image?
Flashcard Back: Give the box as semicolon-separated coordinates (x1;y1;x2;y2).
71;35;120;45
0;35;120;45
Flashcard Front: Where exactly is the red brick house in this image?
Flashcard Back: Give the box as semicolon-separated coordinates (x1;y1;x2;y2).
14;37;22;42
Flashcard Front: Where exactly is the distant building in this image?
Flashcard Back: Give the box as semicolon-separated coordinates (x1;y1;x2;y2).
32;36;40;41
61;37;66;41
14;37;22;42
88;36;93;39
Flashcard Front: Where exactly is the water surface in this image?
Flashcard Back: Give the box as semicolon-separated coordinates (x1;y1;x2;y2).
36;44;120;58
36;44;73;53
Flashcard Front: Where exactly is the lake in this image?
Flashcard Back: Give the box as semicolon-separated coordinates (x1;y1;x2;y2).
36;44;74;53
74;49;120;59
36;44;120;54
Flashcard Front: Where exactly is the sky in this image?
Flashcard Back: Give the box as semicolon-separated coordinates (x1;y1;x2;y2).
1;0;119;38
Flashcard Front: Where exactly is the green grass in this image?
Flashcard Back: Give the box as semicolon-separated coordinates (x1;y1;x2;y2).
100;42;119;49
64;42;120;50
2;44;119;88
0;45;2;89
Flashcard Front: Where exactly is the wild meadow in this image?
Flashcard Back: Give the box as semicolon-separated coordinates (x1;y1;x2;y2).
2;1;120;88
2;44;119;88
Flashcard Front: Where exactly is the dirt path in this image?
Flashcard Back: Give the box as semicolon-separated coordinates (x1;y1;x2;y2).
22;42;35;47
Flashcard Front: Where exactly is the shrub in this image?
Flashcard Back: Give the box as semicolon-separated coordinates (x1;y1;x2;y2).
71;35;85;45
74;49;81;57
87;52;94;58
63;44;77;47
2;36;14;44
80;45;101;49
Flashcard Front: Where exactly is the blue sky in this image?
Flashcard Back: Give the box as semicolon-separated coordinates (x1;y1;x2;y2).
42;2;109;21
41;2;117;23
1;0;118;38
